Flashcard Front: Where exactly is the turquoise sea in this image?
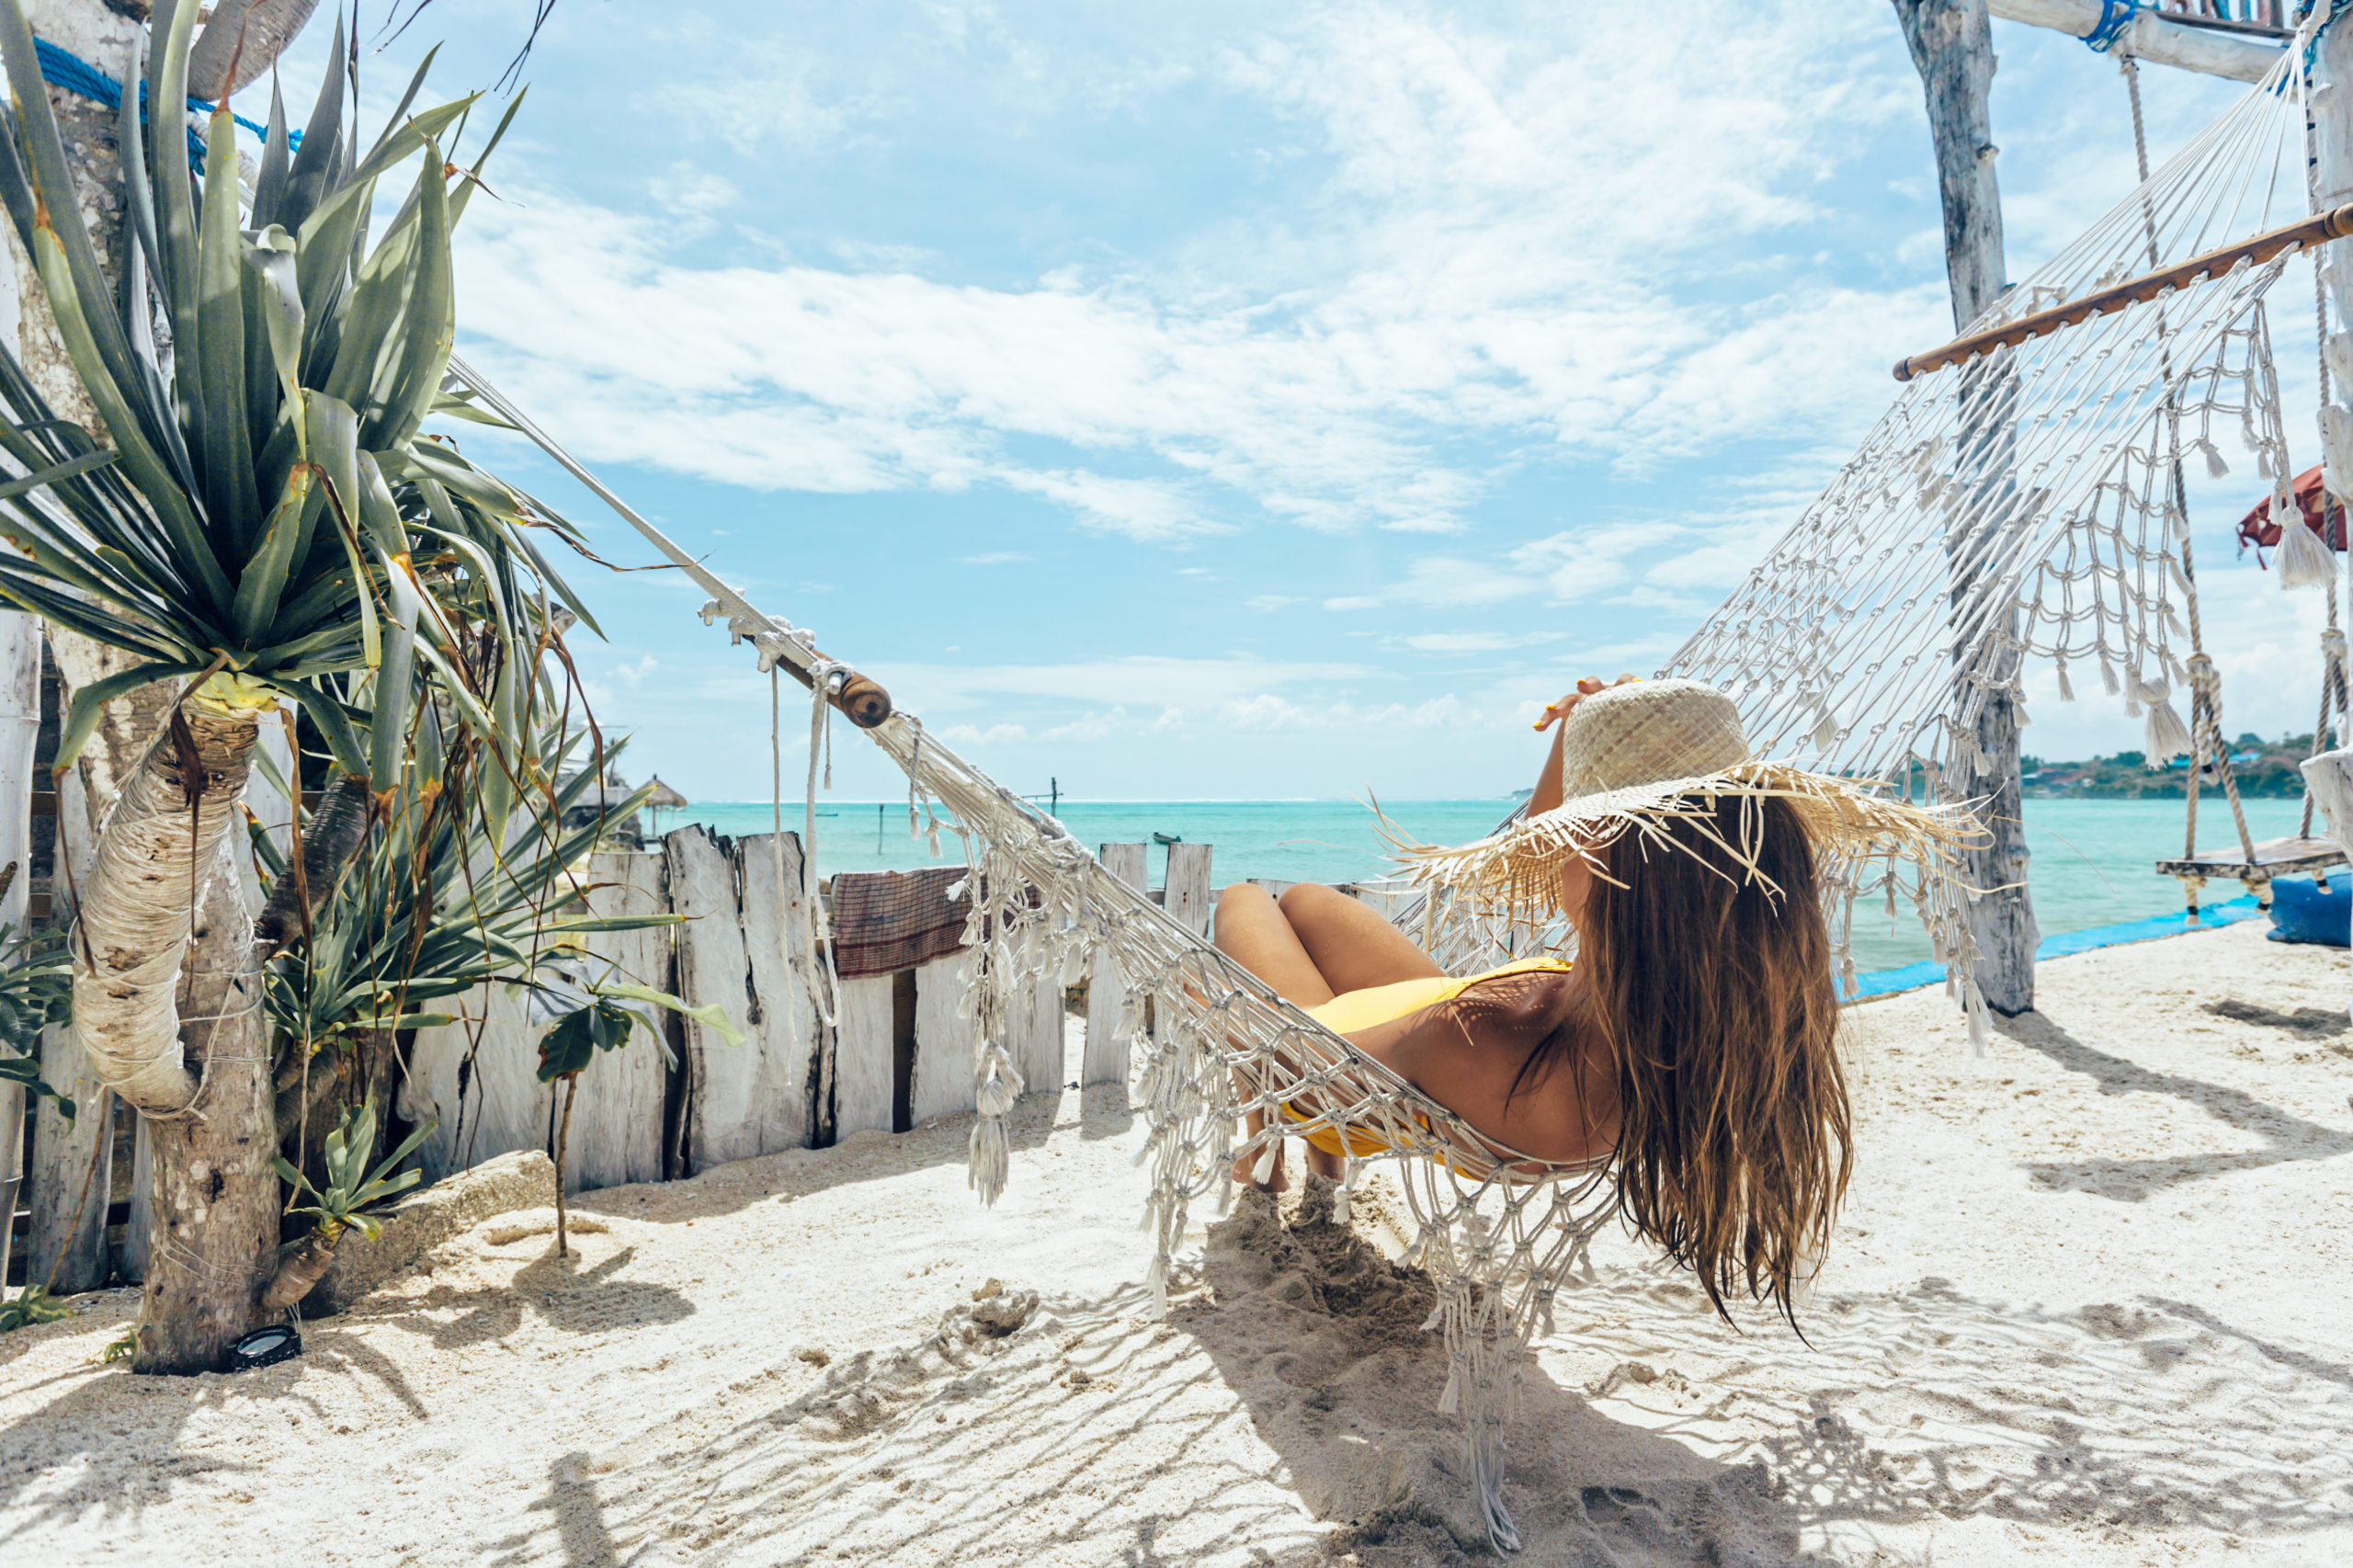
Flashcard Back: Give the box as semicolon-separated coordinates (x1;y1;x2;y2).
655;795;2320;972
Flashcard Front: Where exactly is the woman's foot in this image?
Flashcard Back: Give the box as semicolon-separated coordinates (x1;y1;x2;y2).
1232;1139;1288;1193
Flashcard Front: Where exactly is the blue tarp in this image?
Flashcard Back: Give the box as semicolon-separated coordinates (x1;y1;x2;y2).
1847;894;2267;1000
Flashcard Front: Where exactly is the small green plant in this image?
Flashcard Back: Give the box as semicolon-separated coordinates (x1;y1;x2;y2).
260;1098;432;1313
0;1284;74;1333
100;1329;135;1363
535;983;740;1256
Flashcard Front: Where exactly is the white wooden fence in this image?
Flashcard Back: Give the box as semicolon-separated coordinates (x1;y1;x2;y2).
7;828;1236;1290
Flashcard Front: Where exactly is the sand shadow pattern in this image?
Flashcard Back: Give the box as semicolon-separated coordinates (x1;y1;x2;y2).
1994;1010;2353;1199
486;1274;1326;1566
434;1172;2353;1564
344;1239;698;1355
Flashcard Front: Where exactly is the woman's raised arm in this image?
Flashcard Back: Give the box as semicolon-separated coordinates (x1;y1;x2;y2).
1529;675;1638;815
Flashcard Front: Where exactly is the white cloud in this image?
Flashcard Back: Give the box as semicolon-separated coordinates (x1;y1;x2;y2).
869;654;1378;715
655;163;739;220
936;722;1033;746
1402;631;1562;653
448;2;1928;550
665;41;888;156
999;471;1225;542
958;551;1031;565
1327;522;1669;611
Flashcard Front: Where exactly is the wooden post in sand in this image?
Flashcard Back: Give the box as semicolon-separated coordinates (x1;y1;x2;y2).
0;612;32;1296
562;852;676;1192
27;716;106;1290
909;951;974;1126
1163;843;1215;941
662;826;827;1173
1007;926;1065;1100
1893;0;2040;1016
2312;9;2353;788
833;973;898;1138
1084;844;1149;1085
26;1028;108;1292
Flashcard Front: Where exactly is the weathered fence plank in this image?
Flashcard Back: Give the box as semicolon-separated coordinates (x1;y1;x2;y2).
1340;880;1416;926
1084;843;1147;1086
402;985;553;1185
237;721;295;914
909;951;973;1125
667;824;756;1174
1164;842;1215;938
0;1093;19;1289
119;1115;152;1284
728;833;826;1159
0;609;35;1292
834;973;896;1137
562;851;672;1193
1009;927;1064;1097
668;825;826;1173
27;1025;108;1292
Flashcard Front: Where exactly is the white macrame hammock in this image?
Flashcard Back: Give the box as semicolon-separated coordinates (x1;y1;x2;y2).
437;28;2347;1545
1665;25;2346;948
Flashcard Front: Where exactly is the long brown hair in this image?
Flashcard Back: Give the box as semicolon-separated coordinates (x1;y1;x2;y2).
1572;791;1849;1326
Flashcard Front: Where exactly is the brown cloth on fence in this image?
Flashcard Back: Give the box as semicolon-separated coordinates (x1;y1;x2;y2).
832;867;972;977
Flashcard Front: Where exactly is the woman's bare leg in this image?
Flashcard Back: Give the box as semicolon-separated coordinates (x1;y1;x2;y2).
1213;884;1341;1190
1278;882;1446;994
1214;882;1337;1007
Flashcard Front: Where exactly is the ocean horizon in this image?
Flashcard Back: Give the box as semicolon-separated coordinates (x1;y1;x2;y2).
645;795;2321;972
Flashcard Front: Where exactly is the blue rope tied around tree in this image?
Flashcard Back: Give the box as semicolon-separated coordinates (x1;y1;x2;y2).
31;37;296;171
2081;0;2147;52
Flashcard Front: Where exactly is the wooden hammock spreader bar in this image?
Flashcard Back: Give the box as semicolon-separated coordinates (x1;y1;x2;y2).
443;355;892;729
1893;200;2353;382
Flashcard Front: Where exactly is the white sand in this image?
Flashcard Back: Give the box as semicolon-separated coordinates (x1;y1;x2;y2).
4;918;2351;1565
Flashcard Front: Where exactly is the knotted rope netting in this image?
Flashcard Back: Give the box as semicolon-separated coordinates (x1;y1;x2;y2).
1665;24;2343;959
431;30;2353;1541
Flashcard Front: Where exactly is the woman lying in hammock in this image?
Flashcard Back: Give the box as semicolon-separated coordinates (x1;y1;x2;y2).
1214;674;1970;1320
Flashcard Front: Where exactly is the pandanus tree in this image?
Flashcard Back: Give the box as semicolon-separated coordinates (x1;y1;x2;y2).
0;0;606;1369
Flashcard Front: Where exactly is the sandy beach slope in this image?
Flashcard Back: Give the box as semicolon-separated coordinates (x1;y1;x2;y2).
2;917;2349;1565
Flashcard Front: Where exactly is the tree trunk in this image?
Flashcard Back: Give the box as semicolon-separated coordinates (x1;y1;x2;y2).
186;0;322;99
1893;0;2040;1015
135;840;275;1369
8;0;318;1360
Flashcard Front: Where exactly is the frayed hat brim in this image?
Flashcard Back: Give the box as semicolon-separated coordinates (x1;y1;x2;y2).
1389;760;1985;922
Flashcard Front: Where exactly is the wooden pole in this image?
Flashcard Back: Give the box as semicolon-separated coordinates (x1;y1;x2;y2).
1894;0;2041;1016
2309;6;2353;1011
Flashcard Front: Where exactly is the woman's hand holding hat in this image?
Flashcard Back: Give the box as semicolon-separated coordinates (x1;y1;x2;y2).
1535;675;1639;732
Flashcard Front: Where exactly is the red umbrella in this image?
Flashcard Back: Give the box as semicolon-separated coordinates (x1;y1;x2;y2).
2237;462;2347;559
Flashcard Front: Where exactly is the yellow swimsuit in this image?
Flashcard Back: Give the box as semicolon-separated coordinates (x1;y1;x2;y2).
1283;955;1574;1159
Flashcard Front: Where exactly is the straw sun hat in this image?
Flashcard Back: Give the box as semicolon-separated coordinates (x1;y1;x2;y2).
1396;677;1985;923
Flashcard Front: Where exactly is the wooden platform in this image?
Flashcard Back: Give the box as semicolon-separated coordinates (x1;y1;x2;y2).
2154;835;2347;881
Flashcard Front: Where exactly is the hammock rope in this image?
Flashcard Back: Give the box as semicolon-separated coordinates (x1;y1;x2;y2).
428;18;2351;1543
1667;22;2347;936
30;35;290;168
451;353;1644;1545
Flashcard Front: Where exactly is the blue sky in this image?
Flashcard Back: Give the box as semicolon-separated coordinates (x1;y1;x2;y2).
259;1;2320;802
